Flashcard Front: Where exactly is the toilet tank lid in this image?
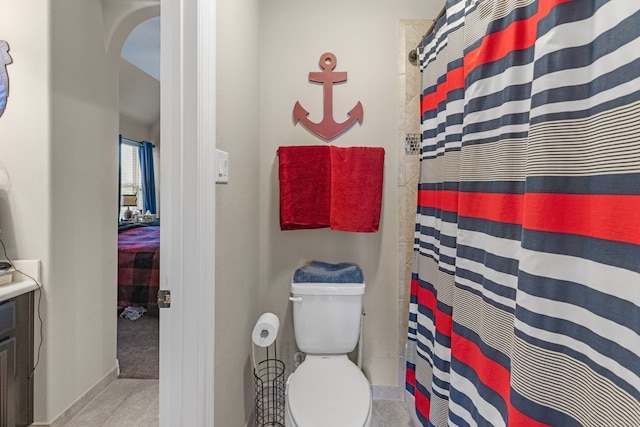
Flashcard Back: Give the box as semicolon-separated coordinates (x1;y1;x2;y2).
293;261;364;283
291;282;365;296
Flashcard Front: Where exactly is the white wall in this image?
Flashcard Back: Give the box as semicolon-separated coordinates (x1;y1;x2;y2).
215;0;443;420
0;2;52;420
119;115;151;143
45;0;120;421
258;0;443;388
0;0;160;422
0;0;56;422
0;3;50;257
214;0;262;425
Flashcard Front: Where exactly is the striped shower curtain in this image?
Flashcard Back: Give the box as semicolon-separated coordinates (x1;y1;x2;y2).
406;1;640;426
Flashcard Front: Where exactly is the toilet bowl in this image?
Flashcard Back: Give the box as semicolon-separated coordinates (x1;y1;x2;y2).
285;355;371;427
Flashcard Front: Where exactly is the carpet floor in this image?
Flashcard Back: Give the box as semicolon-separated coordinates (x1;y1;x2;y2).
117;310;159;379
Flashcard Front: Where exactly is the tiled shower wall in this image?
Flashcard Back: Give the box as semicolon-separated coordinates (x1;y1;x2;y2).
397;19;431;392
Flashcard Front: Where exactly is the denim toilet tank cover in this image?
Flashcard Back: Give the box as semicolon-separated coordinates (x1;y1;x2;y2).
293;261;364;284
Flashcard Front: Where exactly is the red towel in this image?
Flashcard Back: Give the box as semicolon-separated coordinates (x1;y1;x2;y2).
278;145;385;232
330;146;385;232
278;146;331;230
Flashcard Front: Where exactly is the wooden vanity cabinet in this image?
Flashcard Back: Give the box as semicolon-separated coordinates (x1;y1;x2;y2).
0;292;33;427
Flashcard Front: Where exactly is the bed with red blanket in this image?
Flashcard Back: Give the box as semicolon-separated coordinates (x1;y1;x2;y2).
118;222;160;308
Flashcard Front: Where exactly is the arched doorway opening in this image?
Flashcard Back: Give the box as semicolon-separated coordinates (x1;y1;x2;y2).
116;16;161;380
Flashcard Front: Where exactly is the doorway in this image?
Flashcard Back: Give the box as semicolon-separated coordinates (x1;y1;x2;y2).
109;2;218;424
116;16;161;380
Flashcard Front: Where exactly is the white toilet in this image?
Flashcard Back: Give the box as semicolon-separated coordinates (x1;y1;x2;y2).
285;280;372;427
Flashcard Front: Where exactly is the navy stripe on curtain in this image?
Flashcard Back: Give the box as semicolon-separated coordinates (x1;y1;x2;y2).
406;1;640;426
139;141;157;214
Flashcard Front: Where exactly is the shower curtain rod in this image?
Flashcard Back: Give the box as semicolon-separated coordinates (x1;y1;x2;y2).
122;137;156;148
122;137;144;146
408;6;446;65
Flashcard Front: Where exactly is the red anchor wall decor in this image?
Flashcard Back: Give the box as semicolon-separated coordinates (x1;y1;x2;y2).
293;52;363;141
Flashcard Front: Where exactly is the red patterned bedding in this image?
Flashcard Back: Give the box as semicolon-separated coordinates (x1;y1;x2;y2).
118;225;160;308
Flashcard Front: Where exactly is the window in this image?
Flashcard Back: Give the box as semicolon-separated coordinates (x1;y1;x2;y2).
120;139;143;217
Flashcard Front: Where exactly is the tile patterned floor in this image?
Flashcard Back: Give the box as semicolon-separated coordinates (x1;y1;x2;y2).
62;379;415;426
64;379;159;427
373;398;415;427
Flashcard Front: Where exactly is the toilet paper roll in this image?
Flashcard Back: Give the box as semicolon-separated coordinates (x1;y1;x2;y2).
252;312;280;347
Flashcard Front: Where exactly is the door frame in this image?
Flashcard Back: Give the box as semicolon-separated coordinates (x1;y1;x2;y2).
159;0;216;425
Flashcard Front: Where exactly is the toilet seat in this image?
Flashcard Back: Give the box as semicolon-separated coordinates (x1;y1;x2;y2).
287;355;371;427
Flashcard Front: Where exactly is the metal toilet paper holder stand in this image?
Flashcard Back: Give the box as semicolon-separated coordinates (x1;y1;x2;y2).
252;327;285;426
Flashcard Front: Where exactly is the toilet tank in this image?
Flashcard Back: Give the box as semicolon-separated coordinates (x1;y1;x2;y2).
290;282;365;354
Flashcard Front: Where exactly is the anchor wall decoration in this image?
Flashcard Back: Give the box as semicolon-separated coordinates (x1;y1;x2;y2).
293;52;363;141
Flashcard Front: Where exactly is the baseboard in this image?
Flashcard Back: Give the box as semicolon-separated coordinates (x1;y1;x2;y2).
30;368;118;427
243;408;256;427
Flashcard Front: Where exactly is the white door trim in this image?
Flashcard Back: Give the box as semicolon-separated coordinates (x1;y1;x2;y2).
159;0;216;425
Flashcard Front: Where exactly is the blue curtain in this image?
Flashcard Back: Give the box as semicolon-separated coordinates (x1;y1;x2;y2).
138;141;157;214
118;134;123;221
407;1;640;426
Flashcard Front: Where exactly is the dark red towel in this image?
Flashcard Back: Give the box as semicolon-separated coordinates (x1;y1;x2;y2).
278;146;331;230
330;146;385;232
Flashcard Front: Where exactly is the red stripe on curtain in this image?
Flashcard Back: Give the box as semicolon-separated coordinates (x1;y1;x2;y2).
421;66;465;115
523;193;640;245
452;333;552;427
451;333;511;398
418;190;640;244
418;189;459;213
465;0;573;71
406;366;416;388
416;391;431;422
459;192;524;225
419;190;524;225
418;285;453;337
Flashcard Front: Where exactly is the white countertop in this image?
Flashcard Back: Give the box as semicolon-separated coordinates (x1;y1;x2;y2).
0;260;40;302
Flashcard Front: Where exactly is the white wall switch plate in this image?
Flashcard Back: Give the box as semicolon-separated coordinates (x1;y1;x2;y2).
216;149;229;184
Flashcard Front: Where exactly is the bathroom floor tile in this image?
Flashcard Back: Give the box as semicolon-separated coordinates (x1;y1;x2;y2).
63;379;416;427
373;399;415;427
64;379;158;427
